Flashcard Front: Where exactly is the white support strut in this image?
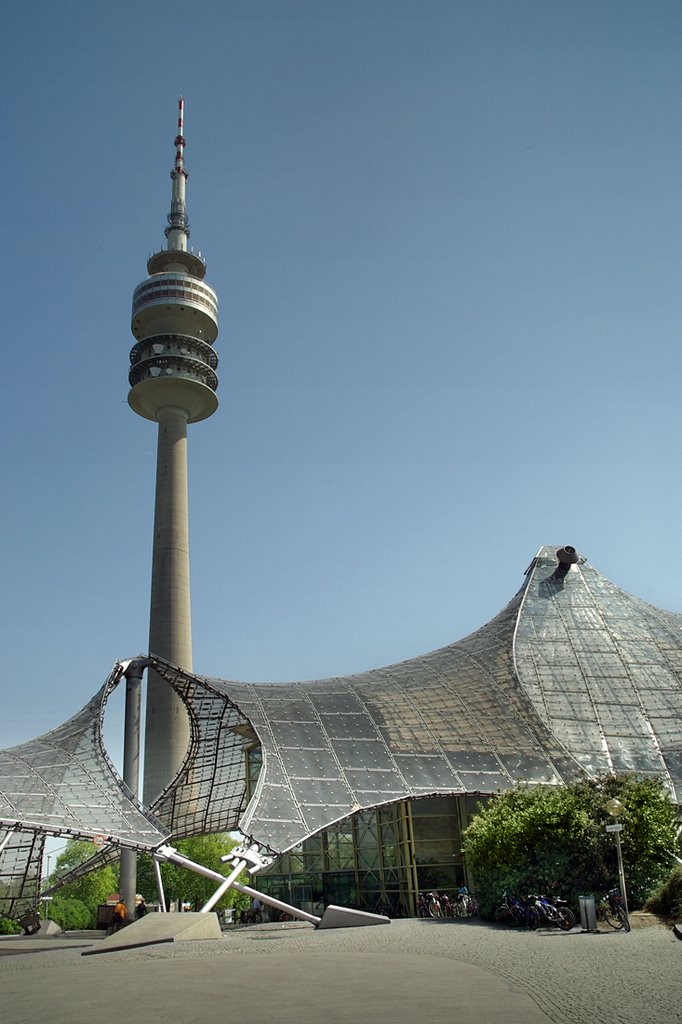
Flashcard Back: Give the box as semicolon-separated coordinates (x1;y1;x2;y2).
153;844;389;929
200;857;247;914
155;844;320;925
153;856;167;912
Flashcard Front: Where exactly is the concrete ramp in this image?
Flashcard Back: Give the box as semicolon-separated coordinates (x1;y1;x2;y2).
317;905;390;929
81;912;222;955
34;919;63;937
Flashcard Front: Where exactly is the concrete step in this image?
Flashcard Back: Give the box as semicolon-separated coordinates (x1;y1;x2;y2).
629;911;667;929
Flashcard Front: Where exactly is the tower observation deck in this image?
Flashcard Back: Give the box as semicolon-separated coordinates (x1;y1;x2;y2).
128;98;219;803
129;98;219;423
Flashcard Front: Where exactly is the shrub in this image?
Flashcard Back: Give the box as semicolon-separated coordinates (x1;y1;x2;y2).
644;865;682;921
462;774;677;917
0;915;21;934
50;841;118;927
48;897;91;931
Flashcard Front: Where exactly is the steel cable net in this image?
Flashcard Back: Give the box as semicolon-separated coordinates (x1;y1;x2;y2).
41;671;257;894
5;546;682;912
514;546;682;800
146;667;252;837
0;831;44;919
149;548;682;854
0;663;170;917
198;596;580;853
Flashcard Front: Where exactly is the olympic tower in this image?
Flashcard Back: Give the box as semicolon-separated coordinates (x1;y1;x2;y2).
128;98;219;802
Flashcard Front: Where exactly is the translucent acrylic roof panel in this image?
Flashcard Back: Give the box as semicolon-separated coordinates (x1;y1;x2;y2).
149;582;580;854
0;829;44;920
0;662;171;918
145;661;254;838
147;546;682;855
0;662;169;848
514;547;682;802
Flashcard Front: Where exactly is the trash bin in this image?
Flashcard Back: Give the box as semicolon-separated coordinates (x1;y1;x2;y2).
18;912;41;936
222;908;234;926
579;896;597;932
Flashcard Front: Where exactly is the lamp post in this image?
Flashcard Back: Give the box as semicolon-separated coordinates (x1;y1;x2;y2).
42;853;54;922
605;797;629;922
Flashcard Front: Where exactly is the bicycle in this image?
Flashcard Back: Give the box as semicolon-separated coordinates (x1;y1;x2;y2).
373;898;393;918
527;894;575;931
494;892;530;927
427;891;444;918
597;889;630;932
417;892;430;917
453;891;478;917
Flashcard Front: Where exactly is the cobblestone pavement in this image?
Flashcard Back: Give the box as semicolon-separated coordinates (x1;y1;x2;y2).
2;918;680;1024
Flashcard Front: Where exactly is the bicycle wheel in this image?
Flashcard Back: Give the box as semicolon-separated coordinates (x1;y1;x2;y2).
494;905;514;926
558;907;576;931
428;900;442;919
603;907;624;930
509;905;526;927
441;897;454;918
616;906;631;932
524;906;540;930
461;895;475;917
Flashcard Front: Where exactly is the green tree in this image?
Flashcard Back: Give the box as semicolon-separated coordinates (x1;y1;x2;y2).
600;774;680;904
0;915;22;934
51;841;119;928
645;865;682;921
48;896;92;931
137;834;250;916
462;774;677;917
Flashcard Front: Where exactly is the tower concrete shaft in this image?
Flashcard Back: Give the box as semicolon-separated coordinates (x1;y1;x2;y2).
128;98;219;803
144;408;193;799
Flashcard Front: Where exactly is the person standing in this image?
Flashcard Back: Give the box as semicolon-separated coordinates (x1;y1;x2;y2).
112;899;127;932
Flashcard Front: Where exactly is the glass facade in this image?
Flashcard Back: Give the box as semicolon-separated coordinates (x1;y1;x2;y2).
256;794;488;917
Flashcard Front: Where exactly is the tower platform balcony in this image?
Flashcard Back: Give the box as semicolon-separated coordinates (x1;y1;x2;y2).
128;374;218;423
128;331;219;423
147;248;207;278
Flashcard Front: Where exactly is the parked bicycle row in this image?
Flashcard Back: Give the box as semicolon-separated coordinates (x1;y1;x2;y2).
418;890;479;918
494;892;576;930
493;888;631;932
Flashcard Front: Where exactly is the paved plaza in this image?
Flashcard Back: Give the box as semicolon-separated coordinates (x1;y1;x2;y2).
2;917;680;1024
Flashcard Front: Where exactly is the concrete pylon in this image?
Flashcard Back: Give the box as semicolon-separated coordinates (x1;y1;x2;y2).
120;660;145;910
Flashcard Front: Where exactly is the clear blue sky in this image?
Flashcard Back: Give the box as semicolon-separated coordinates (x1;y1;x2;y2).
2;1;682;764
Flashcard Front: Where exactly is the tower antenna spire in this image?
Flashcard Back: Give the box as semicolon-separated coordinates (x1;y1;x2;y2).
165;96;190;250
174;95;187;177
